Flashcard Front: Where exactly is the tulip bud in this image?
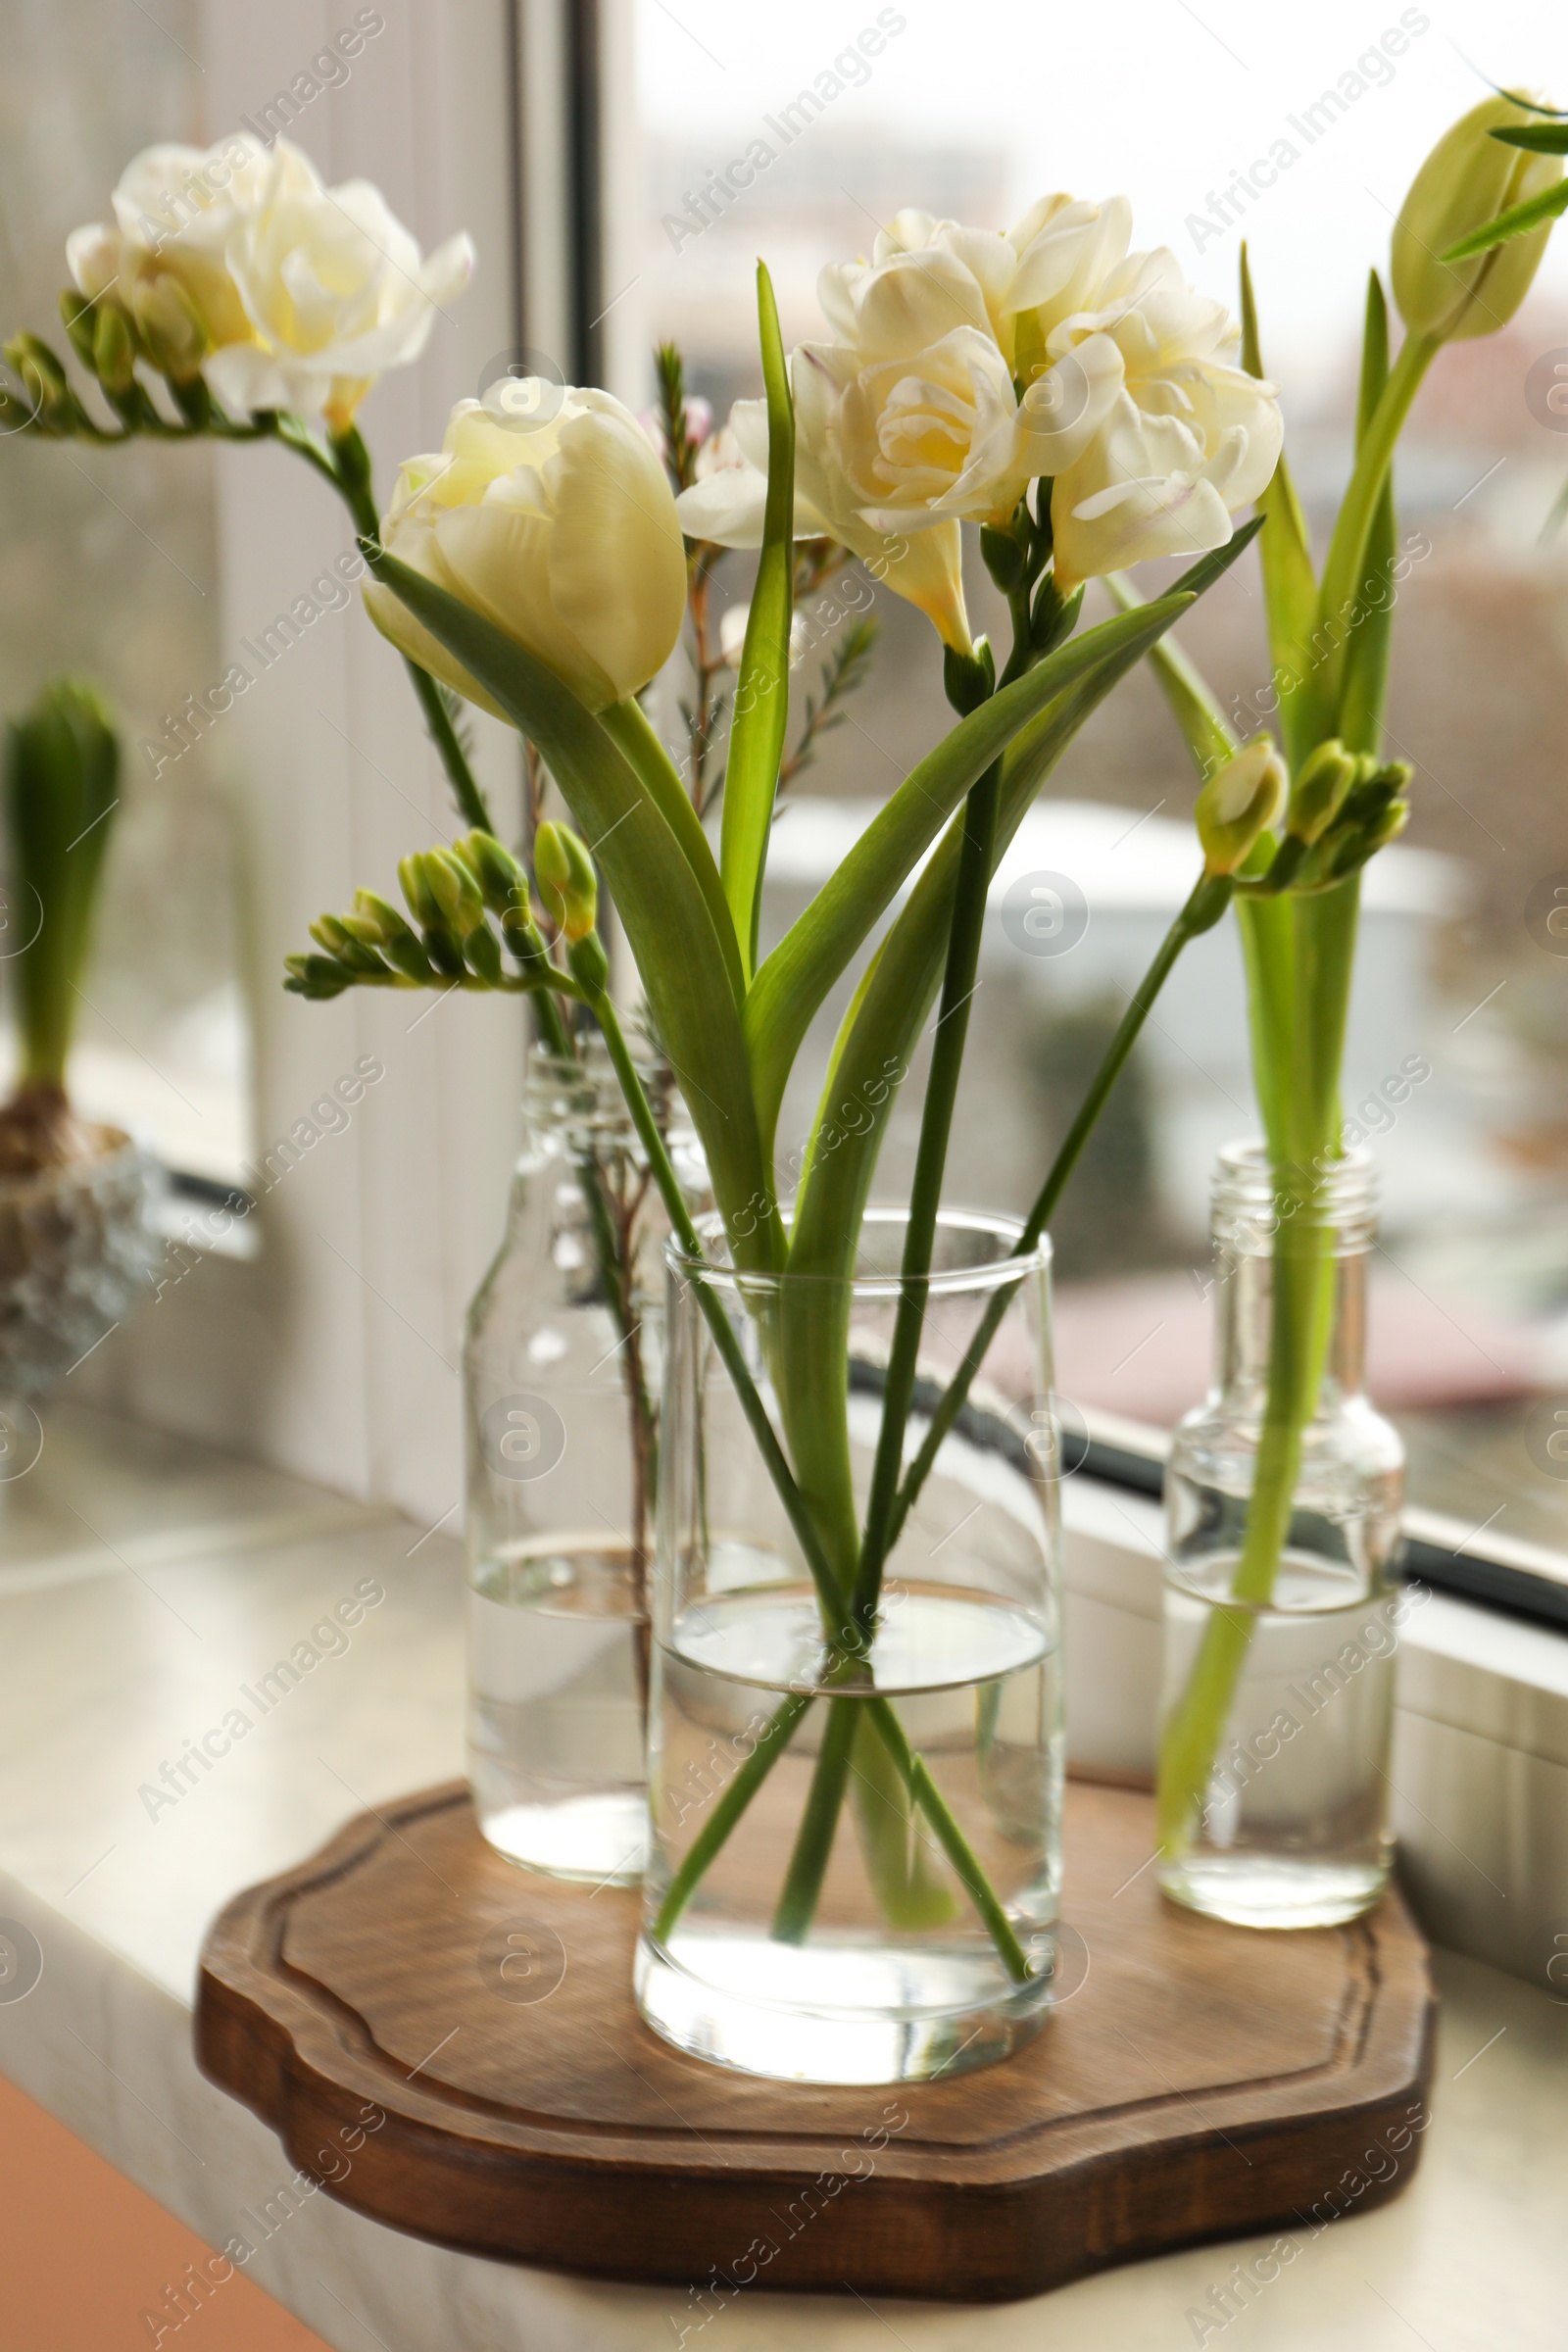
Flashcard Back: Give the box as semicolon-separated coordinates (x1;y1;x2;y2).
130;272;208;384
534;821;598;944
1286;740;1357;846
1196;734;1287;876
1394;95;1562;342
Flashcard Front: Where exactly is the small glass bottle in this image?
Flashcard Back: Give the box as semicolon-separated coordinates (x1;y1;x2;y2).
1158;1142;1404;1929
465;1039;707;1886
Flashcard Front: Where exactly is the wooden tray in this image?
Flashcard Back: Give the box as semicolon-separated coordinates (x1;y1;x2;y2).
196;1779;1435;2304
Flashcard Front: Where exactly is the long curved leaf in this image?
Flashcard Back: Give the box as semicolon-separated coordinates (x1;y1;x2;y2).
365;546;771;1250
1240;245;1319;768
720;263;795;983
745;594;1200;1161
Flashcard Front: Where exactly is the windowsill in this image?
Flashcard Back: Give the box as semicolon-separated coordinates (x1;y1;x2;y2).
0;1404;1564;2347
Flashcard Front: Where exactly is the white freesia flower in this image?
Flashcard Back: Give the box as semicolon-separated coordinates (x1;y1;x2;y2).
870;193;1134;380
67;136;473;428
1047;249;1283;587
206;141;474;429
67;135;271;357
363;379;689;715
676;384;977;652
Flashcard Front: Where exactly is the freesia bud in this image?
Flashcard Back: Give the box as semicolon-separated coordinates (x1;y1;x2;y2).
1196;734;1286;876
418;847;483;939
130;271;208;383
1394;95;1562;342
58;289;99;371
353;889;432;981
1286;740;1357;845
534;821;598;943
5;332;72;427
566;931;611;995
454;830;531;925
92;303;136;396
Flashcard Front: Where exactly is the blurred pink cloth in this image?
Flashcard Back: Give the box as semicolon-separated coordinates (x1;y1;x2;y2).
1052;1266;1540;1426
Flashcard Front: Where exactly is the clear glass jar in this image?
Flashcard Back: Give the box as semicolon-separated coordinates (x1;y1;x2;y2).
636;1207;1064;2087
1158;1142;1404;1929
465;1041;707;1886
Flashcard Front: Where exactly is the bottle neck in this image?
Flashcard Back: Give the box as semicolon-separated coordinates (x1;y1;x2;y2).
1207;1142;1376;1419
520;1038;674;1160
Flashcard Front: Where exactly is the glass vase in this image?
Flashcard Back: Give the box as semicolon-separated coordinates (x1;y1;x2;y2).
636;1207;1063;2087
1157;1142;1404;1929
465;1041;707;1886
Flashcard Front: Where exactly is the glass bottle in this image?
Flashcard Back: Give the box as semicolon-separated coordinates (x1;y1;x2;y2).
465;1040;707;1886
1158;1142;1404;1928
636;1206;1064;2087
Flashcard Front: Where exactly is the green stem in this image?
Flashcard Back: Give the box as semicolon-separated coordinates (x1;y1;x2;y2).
1308;331;1438;735
317;422;495;833
884;871;1232;1552
856;763;1001;1627
653;1690;814;1943
592;987;1028;1975
770;1675;865;1942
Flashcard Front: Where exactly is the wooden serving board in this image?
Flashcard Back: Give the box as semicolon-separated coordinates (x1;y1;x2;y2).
196;1779;1435;2305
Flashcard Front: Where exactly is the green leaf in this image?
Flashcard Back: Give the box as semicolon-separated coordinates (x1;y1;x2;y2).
720;262;795;983
598;696;744;1004
1239;244;1319;767
1440;172;1568;262
1336;271;1396;758
745;593;1201;1162
783;524;1268;1297
365;546;772;1253
1104;574;1237;778
1491;121;1568;153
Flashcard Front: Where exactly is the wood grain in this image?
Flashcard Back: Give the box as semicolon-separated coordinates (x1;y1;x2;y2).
196;1780;1435;2304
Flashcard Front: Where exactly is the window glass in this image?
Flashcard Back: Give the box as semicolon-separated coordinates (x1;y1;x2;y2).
632;0;1568;1560
0;0;251;1190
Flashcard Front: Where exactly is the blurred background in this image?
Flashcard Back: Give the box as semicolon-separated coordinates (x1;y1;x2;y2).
4;0;1568;1562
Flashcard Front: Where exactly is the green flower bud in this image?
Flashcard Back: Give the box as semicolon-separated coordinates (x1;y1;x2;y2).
463;920;504;986
1286;740;1357;846
5;332;72;428
1196;734;1287;877
398;852;440;931
419;846;483;939
566;931;611;996
92;304;136;397
130;272;208;384
59;289;99;372
454;829;532;924
534;821;598;943
284;953;354;1000
1394;95;1562;342
354;889;432;981
310;914;388;976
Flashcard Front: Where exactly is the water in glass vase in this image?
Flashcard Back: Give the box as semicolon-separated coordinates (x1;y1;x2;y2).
637;1578;1061;2086
468;1542;650;1883
1158;1545;1396;1929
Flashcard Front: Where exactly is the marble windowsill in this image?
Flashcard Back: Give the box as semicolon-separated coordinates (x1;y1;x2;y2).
1;1403;1566;2350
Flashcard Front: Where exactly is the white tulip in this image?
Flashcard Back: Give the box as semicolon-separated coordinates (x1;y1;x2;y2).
206;142;473;429
363;380;689;715
1047;248;1282;586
